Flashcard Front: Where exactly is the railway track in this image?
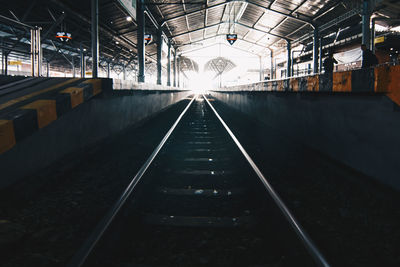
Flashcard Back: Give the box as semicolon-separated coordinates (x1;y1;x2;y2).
69;95;329;267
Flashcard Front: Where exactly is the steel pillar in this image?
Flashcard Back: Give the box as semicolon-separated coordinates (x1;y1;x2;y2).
30;27;42;77
30;29;35;76
4;53;7;75
156;30;162;85
177;56;180;87
107;62;110;78
91;0;99;78
319;37;323;73
72;56;75;77
167;40;171;86
47;61;50;77
123;65;126;80
270;50;274;79
173;50;177;87
362;0;371;48
313;28;319;74
259;56;263;81
287;40;291;78
1;49;3;75
37;28;42;77
371;19;376;52
80;43;85;78
137;0;145;83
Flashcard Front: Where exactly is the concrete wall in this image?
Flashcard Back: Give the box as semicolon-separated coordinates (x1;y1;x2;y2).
211;90;400;190
0;86;191;188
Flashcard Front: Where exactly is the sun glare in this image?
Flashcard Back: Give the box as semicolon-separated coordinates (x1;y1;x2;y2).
181;42;262;89
186;72;213;94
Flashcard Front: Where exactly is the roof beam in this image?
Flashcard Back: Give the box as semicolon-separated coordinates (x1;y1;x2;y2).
181;41;269;57
171;20;290;41
203;0;208;39
161;0;314;29
267;0;308;35
176;33;270;54
246;0;314;28
268;0;277;9
42;12;66;40
161;1;226;26
182;0;192;43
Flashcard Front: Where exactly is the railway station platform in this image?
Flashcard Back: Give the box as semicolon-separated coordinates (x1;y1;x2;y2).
1;0;400;266
1;64;399;190
0;73;399;266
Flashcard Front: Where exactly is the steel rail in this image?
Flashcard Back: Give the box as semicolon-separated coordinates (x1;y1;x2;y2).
203;94;330;267
68;95;196;267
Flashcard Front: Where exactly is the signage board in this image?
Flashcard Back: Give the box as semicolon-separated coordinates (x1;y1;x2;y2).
226;34;237;45
374;36;385;44
56;32;72;42
8;60;22;66
144;34;153;45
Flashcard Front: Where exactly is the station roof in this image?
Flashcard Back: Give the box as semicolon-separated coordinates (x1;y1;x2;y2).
1;0;400;71
148;0;400;56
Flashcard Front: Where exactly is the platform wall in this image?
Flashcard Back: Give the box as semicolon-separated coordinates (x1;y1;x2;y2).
0;87;191;188
212;66;400;190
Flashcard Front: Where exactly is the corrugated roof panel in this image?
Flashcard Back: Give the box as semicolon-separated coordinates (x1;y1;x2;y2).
271;19;305;37
204;25;220;38
189;30;204;42
244;30;265;43
206;4;226;25
169;17;190;35
270;0;302;14
239;4;264;26
187;12;205;30
257;11;286;29
296;0;328;16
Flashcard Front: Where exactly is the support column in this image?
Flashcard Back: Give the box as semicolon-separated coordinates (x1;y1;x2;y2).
91;0;99;78
137;0;145;82
30;28;35;76
107;62;110;78
313;28;319;74
36;28;42;77
47;61;50;77
123;65;126;80
4;53;8;76
167;40;171;86
1;39;3;75
156;29;162;85
270;50;274;79
177;56;180;88
362;0;371;49
80;43;85;78
259;56;263;81
371;18;376;53
287;40;291;78
319;37;323;73
72;56;75;77
173;49;177;87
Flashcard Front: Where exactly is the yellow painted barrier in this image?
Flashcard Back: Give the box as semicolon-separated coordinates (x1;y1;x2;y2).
21;100;57;129
0;79;79;111
83;79;102;95
333;71;352;92
277;80;284;91
0;120;16;154
61;87;84;108
290;78;299;91
307;75;319;91
384;65;400;106
374;65;391;93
